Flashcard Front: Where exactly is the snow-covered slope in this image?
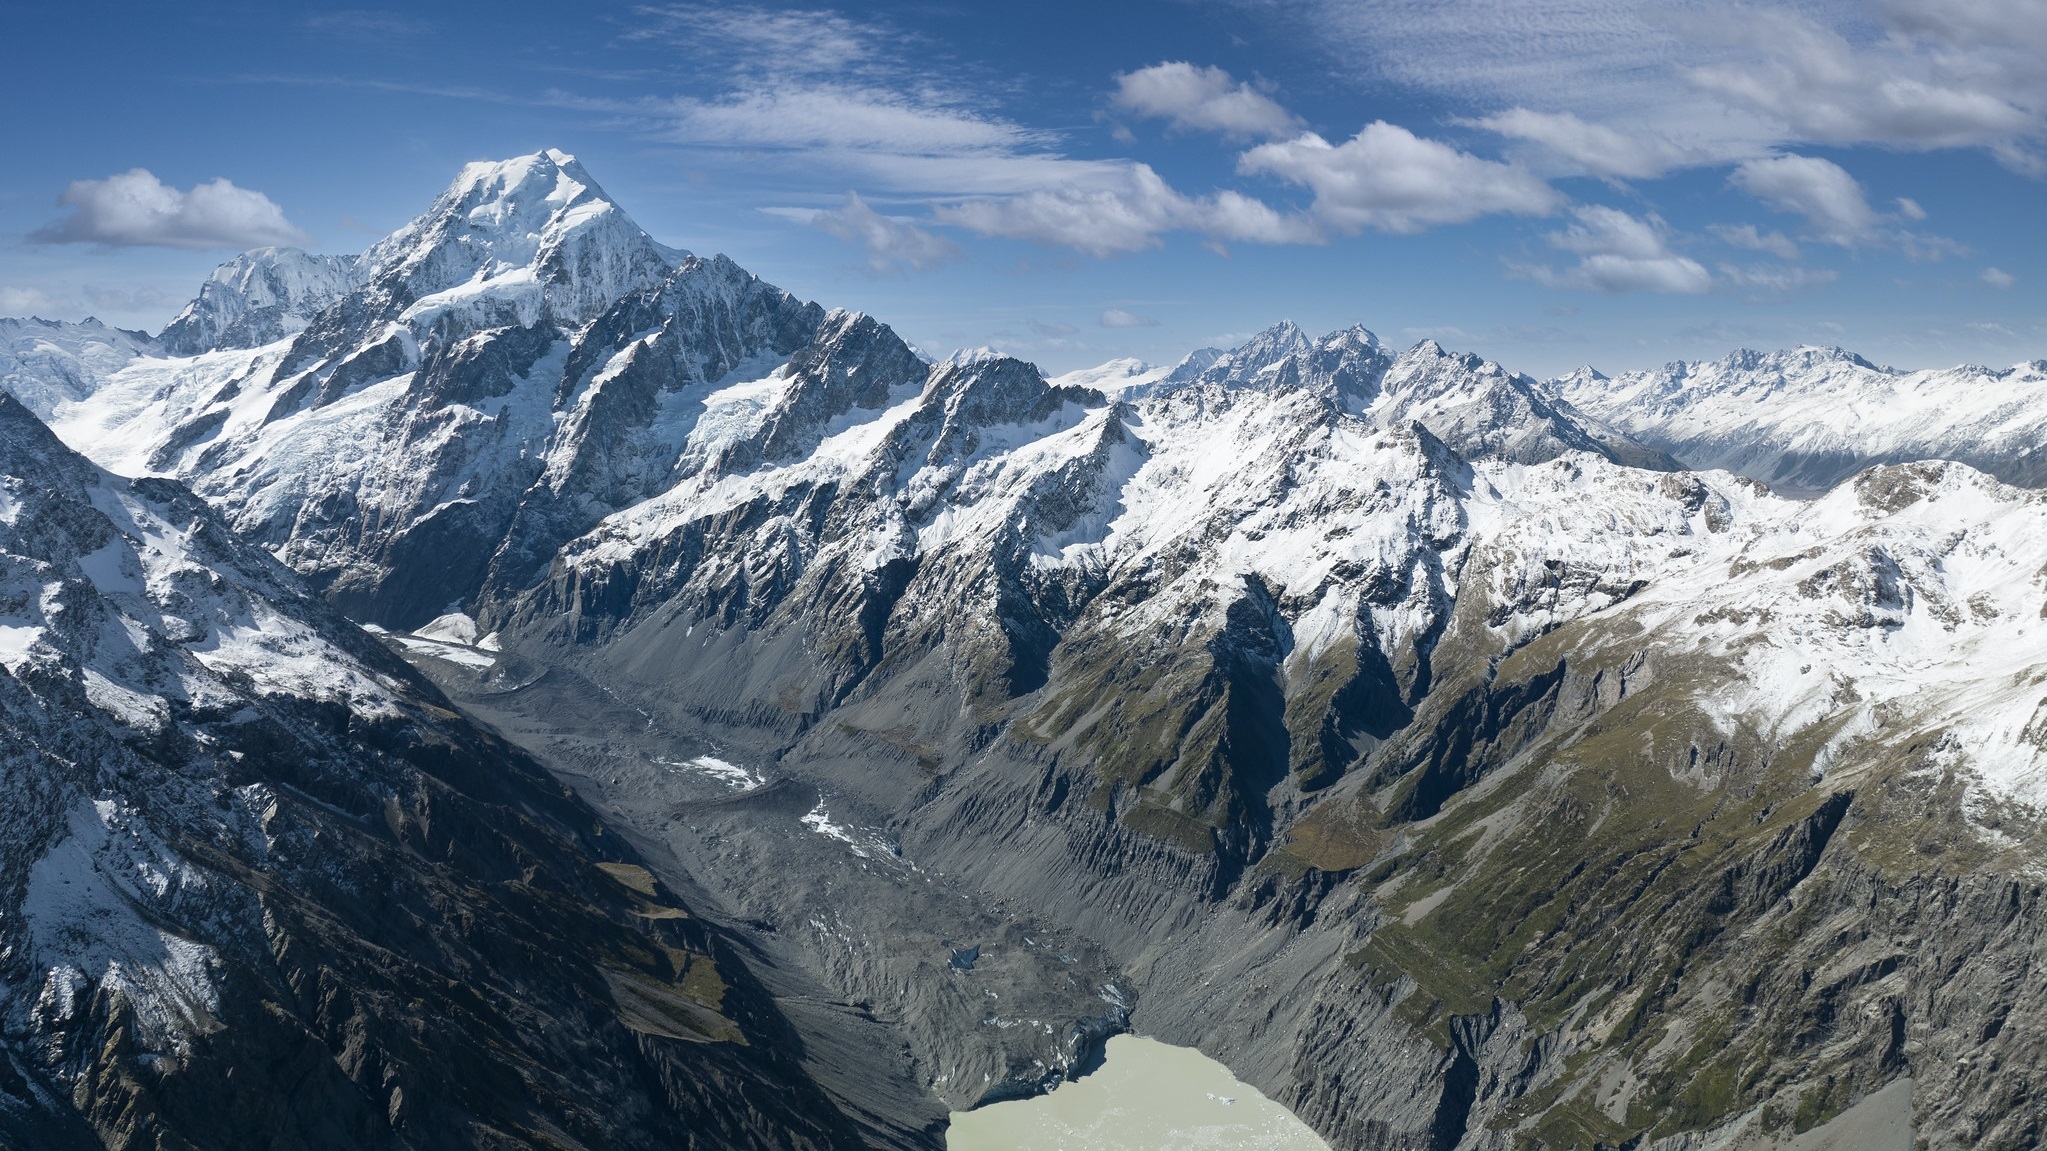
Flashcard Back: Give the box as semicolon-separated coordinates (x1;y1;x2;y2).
0;317;153;420
485;340;2047;1149
10;148;2047;1147
1552;346;2047;492
0;392;867;1149
155;246;363;355
44;150;827;627
520;332;2047;822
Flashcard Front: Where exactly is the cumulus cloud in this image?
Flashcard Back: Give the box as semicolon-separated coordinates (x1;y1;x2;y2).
1111;63;1302;140
1729;155;1879;246
1473;108;1698;179
936;163;1316;256
30;169;313;250
1100;308;1158;328
808;192;961;273
1522;206;1711;294
1239;122;1561;234
1983;266;2017;288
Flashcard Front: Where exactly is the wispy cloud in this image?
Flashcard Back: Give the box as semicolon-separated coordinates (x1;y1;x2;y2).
657;86;1048;156
935;163;1316;256
1688;8;2037;155
0;286;71;317
1718;263;1839;293
1100;308;1158;327
621;6;1323;256
30;169;312;250
1983;266;2017;289
624;4;890;77
801;191;962;273
1273;0;2047;174
303;10;435;38
1709;223;1802;260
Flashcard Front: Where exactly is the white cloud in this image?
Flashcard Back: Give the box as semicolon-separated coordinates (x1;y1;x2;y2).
1983;266;2017;288
1896;197;1928;221
1729;154;1879;245
935;163;1316;256
628;5;881;77
1688;11;2035;152
30;169;313;250
0;287;71;317
1523;205;1712;294
1473;108;1697;179
1111;62;1302;140
1273;0;2047;175
1896;231;1969;262
1100;308;1158;328
1719;263;1839;293
622;10;1321;258
1239;122;1561;234
661;86;1048;156
1709;223;1802;260
804;192;961;273
1882;0;2047;53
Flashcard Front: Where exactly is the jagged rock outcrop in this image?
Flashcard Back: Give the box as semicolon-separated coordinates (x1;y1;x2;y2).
0;394;878;1150
155;247;363;356
44;151;835;629
11;150;2047;1150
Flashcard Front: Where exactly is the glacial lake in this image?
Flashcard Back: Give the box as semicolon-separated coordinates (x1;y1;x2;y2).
947;1035;1329;1151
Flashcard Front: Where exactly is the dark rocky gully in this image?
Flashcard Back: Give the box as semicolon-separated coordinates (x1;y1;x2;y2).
3;150;2044;1151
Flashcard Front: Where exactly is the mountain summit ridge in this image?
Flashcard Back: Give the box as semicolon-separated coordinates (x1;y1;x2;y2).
5;150;2047;1150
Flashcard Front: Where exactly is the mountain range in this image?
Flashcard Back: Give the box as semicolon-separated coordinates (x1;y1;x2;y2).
5;149;2046;1150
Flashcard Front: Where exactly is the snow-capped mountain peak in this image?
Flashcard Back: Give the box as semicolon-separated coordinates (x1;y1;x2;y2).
155;246;362;356
1555;345;2047;491
354;148;683;332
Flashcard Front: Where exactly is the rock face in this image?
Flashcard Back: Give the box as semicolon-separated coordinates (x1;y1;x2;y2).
0;394;879;1150
1550;347;2047;492
155;247;363;356
44;150;827;630
11;151;2047;1150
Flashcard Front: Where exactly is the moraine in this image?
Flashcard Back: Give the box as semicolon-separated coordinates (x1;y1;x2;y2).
7;149;2047;1149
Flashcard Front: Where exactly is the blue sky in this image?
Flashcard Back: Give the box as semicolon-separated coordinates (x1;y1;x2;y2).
2;0;2042;376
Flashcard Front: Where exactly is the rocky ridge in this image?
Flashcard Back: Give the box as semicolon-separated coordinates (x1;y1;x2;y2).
0;393;886;1149
1550;346;2047;493
8;150;2047;1149
155;247;363;357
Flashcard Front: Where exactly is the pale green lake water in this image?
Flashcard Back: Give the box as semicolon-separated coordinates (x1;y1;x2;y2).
945;1035;1330;1151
